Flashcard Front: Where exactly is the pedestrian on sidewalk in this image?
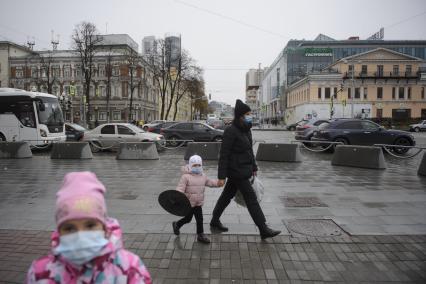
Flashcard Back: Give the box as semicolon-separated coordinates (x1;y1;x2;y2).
210;99;281;239
172;155;221;244
26;172;152;283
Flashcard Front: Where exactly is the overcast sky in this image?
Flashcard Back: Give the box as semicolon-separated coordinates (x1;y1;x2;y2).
1;0;426;105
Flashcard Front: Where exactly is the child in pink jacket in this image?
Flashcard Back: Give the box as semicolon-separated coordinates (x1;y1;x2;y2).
26;171;152;284
173;155;220;243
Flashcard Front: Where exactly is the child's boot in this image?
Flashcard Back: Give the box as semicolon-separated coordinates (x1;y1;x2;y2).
172;221;180;235
197;233;210;244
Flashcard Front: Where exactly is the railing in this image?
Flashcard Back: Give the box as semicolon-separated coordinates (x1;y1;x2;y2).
343;71;419;79
374;144;426;159
291;140;344;152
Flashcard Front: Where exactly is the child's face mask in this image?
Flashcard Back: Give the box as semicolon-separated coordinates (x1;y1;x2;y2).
54;230;108;266
191;164;203;175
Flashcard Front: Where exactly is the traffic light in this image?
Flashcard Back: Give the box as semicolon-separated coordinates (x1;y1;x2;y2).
67;100;72;110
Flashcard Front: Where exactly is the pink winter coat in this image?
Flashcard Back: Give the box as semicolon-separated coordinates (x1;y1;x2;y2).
176;165;219;207
26;218;151;284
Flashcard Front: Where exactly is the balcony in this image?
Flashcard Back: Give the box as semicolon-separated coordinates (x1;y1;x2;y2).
343;71;420;80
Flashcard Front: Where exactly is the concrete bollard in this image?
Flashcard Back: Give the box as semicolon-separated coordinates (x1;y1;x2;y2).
50;142;93;159
418;153;426;176
255;143;302;162
116;142;159;160
0;141;32;158
184;142;221;160
331;145;386;169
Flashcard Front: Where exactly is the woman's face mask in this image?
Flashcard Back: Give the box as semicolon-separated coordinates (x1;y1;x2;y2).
244;115;253;124
54;230;109;266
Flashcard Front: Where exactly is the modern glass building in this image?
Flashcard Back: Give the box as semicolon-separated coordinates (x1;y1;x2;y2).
260;34;426;121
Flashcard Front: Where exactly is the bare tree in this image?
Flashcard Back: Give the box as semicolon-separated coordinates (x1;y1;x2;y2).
72;21;102;127
37;51;57;94
125;49;141;122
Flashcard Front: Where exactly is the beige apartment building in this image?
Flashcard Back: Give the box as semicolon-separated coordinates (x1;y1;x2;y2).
286;48;426;124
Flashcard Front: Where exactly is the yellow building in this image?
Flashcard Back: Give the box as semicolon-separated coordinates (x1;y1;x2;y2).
285;48;426;124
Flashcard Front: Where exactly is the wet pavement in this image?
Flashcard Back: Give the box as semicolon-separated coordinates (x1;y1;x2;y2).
0;131;425;282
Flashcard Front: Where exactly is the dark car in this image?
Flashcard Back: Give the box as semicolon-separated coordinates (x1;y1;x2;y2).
160;122;224;146
146;121;178;134
206;119;226;130
295;119;329;143
286;119;307;131
65;123;87;141
311;119;415;154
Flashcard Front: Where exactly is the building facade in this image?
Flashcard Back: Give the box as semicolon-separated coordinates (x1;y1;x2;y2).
285;48;426;124
0;41;34;88
245;68;265;119
260;34;426;123
7;35;160;127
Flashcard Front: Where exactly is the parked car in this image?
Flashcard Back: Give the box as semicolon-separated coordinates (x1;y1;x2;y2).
409;120;426;132
65;123;87;141
160;122;224;146
142;120;166;131
311;119;415;154
146;121;178;134
83;123;165;152
295;119;329;144
206;119;226;130
286;119;307;131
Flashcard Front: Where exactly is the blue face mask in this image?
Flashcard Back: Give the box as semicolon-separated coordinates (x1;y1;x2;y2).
54;230;109;266
191;167;203;175
244;115;253;124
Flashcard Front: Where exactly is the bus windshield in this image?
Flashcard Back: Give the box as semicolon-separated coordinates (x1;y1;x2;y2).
37;97;64;126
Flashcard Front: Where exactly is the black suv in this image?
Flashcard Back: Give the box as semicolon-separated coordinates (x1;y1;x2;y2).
311;119;415;154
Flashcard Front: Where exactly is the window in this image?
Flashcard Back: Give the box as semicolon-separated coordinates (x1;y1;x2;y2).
348;87;352;99
317;87;321;99
99;112;107;121
399;87;405;99
122;82;128;98
172;123;192;130
348;65;354;75
336;121;362;129
393;65;399;76
63;65;71;78
377;87;384;100
40;67;47;78
377;109;383;118
117;125;134;135
361;121;379;130
361;65;367;74
16;67;23;78
113;111;121;121
31;67;38;78
408;87;411;100
363;87;368;100
193;123;208;131
333;87;337;99
354;88;360;99
392;87;396;100
99;65;105;77
101;125;115;134
422;87;425;100
377;65;383;76
324;88;330;99
75;65;81;77
406;65;412;75
112;66;120;76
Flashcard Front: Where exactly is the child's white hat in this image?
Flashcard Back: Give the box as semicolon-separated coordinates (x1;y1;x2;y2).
189;155;202;167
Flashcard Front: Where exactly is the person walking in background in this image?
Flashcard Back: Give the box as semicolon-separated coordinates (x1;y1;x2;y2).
210;99;281;239
26;172;151;283
172;155;222;244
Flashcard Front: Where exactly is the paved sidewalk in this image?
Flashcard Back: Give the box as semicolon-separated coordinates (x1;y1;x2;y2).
0;230;425;283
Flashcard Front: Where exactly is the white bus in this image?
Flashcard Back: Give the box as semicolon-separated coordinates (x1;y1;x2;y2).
0;88;66;147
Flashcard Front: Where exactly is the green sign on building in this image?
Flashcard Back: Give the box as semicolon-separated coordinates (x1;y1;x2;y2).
304;47;333;57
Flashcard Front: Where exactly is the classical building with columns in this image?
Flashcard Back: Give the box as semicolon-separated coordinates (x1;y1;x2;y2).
285;48;426;124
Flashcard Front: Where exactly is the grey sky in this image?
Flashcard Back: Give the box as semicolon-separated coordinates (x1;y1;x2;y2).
1;0;426;105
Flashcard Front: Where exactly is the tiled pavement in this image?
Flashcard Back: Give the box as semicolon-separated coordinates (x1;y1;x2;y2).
0;230;425;283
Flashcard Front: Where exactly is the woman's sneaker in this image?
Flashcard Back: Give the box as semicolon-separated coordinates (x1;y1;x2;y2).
210;220;228;232
172;222;180;235
197;233;210;244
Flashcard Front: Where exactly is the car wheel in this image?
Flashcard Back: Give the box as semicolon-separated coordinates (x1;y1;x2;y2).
143;126;149;131
168;136;182;147
334;137;348;145
289;126;295;131
0;133;6;141
392;137;411;154
213;136;222;142
414;127;420;132
89;141;101;153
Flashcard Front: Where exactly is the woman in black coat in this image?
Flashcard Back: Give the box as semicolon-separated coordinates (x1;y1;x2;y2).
210;99;281;239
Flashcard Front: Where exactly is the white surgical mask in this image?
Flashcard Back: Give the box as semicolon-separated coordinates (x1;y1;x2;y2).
244;115;253;124
54;230;109;266
191;167;203;175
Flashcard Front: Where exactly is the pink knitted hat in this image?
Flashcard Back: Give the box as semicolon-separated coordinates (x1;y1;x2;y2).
55;172;107;228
